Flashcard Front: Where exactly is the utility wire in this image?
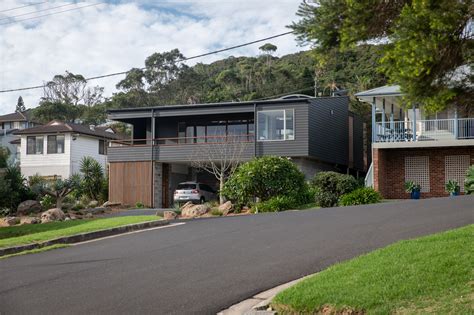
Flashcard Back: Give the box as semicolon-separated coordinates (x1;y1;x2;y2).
0;2;104;25
0;1;47;13
0;31;295;93
0;2;83;22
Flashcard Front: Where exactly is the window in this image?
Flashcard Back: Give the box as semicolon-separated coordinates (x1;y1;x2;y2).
405;156;430;192
177;183;196;190
445;155;470;192
99;140;107;155
27;136;44;155
257;109;294;141
47;135;65;154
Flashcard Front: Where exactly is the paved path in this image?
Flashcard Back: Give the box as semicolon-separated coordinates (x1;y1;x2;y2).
1;196;472;314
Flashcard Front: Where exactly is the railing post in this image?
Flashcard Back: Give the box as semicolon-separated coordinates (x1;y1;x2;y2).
454;108;459;139
412;105;417;141
371;97;376;142
381;98;386;140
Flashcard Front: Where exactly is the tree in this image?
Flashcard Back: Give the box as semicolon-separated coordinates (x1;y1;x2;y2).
291;0;472;112
190;137;249;204
0;165;33;212
80;157;105;202
16;96;26;112
33;175;81;209
259;43;278;67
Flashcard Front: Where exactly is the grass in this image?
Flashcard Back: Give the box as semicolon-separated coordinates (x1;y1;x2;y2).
272;225;474;314
0;216;159;249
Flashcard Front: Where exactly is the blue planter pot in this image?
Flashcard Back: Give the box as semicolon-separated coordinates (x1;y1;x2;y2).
411;191;421;199
450;191;459;197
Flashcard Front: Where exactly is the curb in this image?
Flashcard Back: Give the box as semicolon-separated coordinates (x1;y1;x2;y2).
0;219;170;257
218;275;311;315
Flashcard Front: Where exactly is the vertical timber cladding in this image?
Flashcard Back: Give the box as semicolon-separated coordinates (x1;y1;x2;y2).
109;161;153;207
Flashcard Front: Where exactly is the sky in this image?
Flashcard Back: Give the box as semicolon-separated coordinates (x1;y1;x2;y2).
0;0;305;115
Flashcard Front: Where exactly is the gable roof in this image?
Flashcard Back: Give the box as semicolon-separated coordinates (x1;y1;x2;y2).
0;111;27;123
14;120;121;140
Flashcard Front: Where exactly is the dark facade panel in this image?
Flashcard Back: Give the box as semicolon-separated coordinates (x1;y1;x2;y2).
155;144;255;163
108;111;152;120
352;114;366;171
154;105;254;117
108;146;152;162
308;97;349;165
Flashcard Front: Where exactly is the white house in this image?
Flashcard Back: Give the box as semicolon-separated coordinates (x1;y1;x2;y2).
14;120;121;180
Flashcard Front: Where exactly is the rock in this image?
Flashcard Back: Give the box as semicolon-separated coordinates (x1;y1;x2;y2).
163;211;177;220
0;216;20;227
85;213;93;219
102;201;121;208
64;217;71;221
181;204;210;218
88;200;99;208
218;201;233;215
20;217;40;225
40;208;66;223
16;200;41;216
179;201;194;211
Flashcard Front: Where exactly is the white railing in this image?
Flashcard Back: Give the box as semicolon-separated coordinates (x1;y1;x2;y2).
374;118;474;142
365;162;373;187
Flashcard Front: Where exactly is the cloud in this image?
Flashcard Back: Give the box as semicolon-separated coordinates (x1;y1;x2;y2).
0;0;303;115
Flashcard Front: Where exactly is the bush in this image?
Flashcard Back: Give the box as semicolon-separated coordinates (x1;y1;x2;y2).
223;156;307;208
40;195;55;210
339;188;382;206
0;165;35;212
253;195;299;212
465;165;474;194
311;172;359;207
80;157;106;202
210;209;223;216
135;202;145;209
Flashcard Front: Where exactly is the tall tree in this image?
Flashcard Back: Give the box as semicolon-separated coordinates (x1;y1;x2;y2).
16;96;26;112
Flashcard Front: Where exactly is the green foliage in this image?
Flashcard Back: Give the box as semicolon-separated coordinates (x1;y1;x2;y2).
222;156;307;208
40;195;55;210
0;165;34;212
445;180;460;194
464;166;474;195
404;181;421;193
32;175;81;209
0;146;9;168
339;188;382;206
135;202;145;209
79;157;105;202
16;96;26;112
253;195;299;213
311;172;359;207
210;209;223;216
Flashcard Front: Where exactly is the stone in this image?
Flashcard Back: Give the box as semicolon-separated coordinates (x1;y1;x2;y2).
16;200;41;216
0;216;20;227
102;201;121;208
179;201;194;211
40;208;66;223
218;201;233;215
181;204;210;218
88;200;99;208
20;217;40;225
163;211;177;220
85;213;93;219
64;217;71;221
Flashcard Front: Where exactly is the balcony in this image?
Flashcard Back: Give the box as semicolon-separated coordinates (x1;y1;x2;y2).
374;118;474;146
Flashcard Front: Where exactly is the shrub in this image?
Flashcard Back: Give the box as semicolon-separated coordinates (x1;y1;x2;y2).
135;202;145;209
211;209;223;216
253;194;300;213
465;165;474;194
223;156;306;207
311;172;359;207
32;175;81;209
40;195;55;210
80;157;106;201
0;165;35;212
0;146;9;168
339;188;382;206
0;207;10;217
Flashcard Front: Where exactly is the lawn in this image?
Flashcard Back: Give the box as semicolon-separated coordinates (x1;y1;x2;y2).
273;225;473;314
0;216;159;248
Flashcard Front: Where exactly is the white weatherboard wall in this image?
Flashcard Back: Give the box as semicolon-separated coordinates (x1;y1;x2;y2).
70;135;107;174
20;133;72;179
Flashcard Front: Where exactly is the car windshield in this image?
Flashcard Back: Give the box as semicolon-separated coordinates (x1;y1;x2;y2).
177;183;196;190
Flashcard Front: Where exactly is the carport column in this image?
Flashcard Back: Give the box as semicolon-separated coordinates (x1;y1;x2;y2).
154;162;163;208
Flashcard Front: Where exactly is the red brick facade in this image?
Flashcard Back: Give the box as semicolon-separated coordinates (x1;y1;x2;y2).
373;146;474;199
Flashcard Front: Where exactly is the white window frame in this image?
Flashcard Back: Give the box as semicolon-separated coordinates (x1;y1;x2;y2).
256;109;295;142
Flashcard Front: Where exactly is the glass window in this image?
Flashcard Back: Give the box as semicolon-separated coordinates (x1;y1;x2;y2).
186;126;195;144
196;126;206;143
207;122;226;142
47;135;65;154
257;110;294;141
178;122;186;144
99;139;107;155
177;183;196;190
27;136;43;155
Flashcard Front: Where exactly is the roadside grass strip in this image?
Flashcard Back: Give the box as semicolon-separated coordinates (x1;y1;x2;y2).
272;224;474;314
0;216;159;249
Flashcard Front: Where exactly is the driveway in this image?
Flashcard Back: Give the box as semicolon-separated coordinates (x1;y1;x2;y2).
1;196;472;314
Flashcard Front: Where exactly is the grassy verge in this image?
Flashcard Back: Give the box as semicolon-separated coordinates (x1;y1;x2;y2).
0;244;70;259
0;216;159;248
273;225;473;314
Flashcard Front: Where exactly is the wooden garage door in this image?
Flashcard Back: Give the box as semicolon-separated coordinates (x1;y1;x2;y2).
109;162;152;207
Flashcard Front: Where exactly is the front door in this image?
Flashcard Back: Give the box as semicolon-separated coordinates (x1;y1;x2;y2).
162;163;170;208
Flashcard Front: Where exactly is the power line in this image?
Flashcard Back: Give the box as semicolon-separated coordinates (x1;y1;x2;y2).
0;2;104;25
0;1;47;13
0;2;82;22
0;31;295;93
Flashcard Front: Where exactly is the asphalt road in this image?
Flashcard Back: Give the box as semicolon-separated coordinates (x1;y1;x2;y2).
1;196;473;315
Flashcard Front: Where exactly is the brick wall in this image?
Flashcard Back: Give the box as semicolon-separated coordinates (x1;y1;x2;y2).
373;146;474;199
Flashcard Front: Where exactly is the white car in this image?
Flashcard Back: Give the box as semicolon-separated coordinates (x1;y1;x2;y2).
173;182;217;204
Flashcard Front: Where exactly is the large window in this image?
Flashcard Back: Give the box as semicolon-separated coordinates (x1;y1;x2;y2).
47;135;65;154
178;119;254;143
99;140;107;155
257;109;294;141
27;136;44;155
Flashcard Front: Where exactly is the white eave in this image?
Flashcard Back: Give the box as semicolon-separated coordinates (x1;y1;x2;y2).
355;85;403;103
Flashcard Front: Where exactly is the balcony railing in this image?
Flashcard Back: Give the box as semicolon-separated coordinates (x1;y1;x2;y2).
374;118;474;142
110;134;255;147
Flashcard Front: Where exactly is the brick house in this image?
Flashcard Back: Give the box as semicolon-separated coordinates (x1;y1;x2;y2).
356;85;474;199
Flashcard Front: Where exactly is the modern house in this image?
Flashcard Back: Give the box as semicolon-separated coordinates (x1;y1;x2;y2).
106;95;368;207
357;85;474;198
14;120;121;180
0;110;40;164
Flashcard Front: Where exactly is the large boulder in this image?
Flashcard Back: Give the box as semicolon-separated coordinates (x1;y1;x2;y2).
16;200;41;216
41;208;66;223
102;201;121;208
163;211;177;220
20;217;41;225
218;201;233;215
181;204;210;218
0;216;20;227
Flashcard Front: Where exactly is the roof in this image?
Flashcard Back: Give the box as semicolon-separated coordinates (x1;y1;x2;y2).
14;120;121;140
355;85;403;102
0;111;28;123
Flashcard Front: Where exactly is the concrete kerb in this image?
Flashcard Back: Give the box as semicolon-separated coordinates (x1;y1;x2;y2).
218;275;312;315
0;219;170;257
